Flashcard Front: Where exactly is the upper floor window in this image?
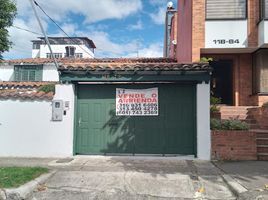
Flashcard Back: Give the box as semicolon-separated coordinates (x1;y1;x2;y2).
14;65;43;82
46;53;63;59
33;43;40;49
75;53;83;58
206;0;247;20
260;0;268;21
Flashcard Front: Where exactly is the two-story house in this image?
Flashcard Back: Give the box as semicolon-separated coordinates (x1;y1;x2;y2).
0;37;96;82
32;37;96;59
165;0;268;107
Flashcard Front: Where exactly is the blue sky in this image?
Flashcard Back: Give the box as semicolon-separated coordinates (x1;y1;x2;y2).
3;0;177;59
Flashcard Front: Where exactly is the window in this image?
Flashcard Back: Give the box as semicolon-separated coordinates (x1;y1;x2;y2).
75;53;83;58
260;0;268;21
46;53;63;59
253;49;268;94
33;43;40;49
206;0;247;20
14;65;43;82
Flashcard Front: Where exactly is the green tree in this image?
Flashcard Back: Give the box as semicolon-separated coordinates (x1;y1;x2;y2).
0;0;17;60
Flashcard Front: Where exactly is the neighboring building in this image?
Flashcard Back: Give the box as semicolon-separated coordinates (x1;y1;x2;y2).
0;58;59;82
32;37;96;59
163;2;177;58
165;0;268;106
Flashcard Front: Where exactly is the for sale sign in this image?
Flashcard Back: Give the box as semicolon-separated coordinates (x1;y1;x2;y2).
116;88;158;116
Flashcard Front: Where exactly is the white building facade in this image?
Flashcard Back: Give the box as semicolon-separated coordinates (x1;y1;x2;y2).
32;37;96;59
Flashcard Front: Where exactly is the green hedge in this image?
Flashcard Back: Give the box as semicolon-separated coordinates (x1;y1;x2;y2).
211;118;249;131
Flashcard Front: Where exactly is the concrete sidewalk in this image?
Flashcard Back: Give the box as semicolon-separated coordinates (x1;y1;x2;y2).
0;156;235;200
214;161;268;200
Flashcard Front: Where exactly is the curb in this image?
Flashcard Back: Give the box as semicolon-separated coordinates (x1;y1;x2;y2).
221;174;248;197
0;170;56;200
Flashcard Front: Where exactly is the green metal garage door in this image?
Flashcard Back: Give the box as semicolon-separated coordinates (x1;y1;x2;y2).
75;83;196;155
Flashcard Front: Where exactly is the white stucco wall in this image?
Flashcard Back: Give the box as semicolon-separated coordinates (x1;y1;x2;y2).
0;64;59;82
0;64;14;81
205;20;248;48
0;84;75;157
196;82;211;160
36;44;94;58
32;49;40;58
43;64;59;82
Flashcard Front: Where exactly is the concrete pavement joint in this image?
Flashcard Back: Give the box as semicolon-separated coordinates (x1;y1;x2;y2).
222;174;248;197
212;161;248;197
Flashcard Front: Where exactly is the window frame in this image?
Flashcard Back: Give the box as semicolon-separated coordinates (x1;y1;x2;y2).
46;53;63;59
253;49;268;95
75;53;83;58
14;65;43;82
205;0;248;20
259;0;268;22
32;43;41;50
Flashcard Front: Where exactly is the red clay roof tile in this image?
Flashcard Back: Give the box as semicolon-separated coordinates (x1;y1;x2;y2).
0;81;56;100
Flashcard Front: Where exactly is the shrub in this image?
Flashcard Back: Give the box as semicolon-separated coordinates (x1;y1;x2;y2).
210;96;221;113
200;57;213;63
38;84;55;93
263;102;268;108
210;118;249;131
210;118;222;130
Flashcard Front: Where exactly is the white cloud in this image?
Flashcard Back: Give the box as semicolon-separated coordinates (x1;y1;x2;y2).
149;7;166;25
60;23;78;36
3;17;46;59
86;31;138;57
127;20;143;30
3;0;163;59
15;0;142;24
76;30;163;58
125;42;163;58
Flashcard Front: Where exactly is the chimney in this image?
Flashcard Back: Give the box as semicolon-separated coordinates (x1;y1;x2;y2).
65;46;76;57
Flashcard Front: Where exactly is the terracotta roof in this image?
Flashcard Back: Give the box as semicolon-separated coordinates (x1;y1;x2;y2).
3;58;55;64
59;63;210;72
3;57;176;64
0;82;56;100
2;57;211;72
0;81;56;88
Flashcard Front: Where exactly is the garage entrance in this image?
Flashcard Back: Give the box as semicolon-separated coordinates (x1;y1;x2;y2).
75;83;196;156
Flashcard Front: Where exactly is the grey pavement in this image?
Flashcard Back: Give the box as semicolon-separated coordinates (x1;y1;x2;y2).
214;161;268;200
0;156;235;200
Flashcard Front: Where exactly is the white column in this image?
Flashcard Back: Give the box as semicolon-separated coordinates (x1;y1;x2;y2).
197;81;211;160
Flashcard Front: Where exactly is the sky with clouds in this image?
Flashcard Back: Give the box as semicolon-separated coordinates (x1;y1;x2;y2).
3;0;177;59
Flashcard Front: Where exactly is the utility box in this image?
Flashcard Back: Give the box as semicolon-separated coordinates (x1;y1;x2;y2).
52;100;64;121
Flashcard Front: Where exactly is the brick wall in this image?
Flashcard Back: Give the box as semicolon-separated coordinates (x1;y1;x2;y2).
211;131;257;160
238;54;255;106
192;0;205;62
249;107;268;129
258;96;268;106
247;0;259;47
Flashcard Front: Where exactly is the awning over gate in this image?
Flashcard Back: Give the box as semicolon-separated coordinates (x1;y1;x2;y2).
57;58;211;83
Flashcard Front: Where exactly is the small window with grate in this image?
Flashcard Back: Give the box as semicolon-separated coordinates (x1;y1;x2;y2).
206;0;247;20
14;65;43;82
